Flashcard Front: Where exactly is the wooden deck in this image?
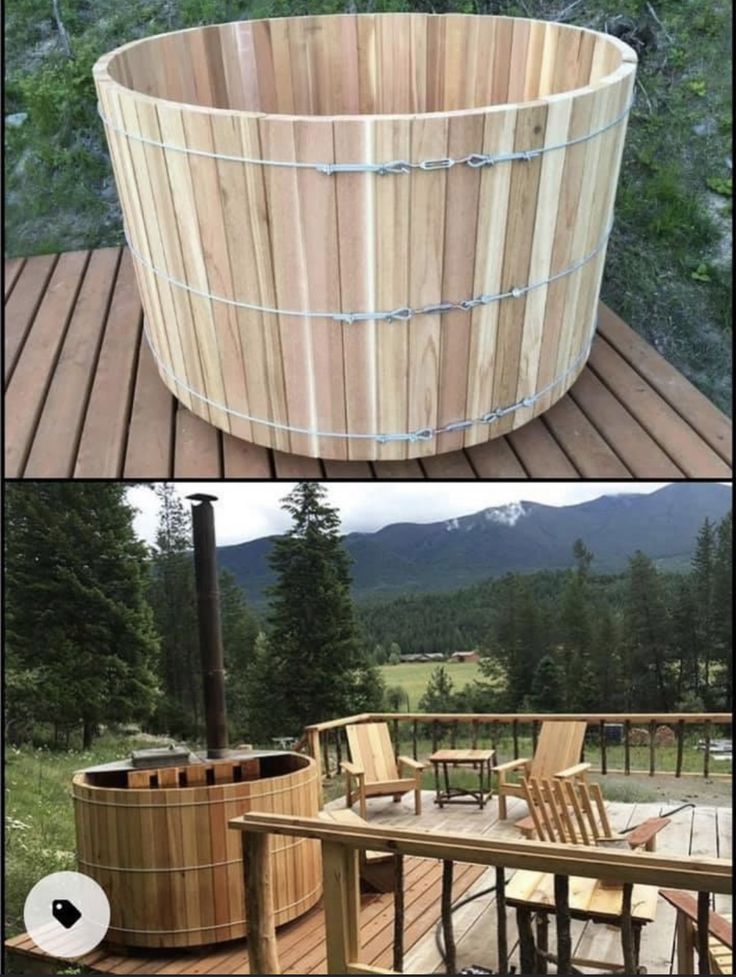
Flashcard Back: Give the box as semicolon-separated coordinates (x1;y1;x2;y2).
5;792;731;975
4;247;732;478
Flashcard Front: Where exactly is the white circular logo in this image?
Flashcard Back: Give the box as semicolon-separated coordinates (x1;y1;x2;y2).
24;871;110;958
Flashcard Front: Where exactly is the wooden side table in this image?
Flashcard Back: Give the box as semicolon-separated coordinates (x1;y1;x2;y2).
429;749;495;809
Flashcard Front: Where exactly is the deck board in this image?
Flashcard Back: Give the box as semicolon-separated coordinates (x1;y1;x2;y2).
4;794;731;975
4;248;732;478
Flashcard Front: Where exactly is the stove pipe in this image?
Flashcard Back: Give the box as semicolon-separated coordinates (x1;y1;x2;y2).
188;493;229;759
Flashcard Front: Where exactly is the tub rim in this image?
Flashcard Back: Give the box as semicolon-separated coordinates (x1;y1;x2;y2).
71;750;317;801
93;12;637;124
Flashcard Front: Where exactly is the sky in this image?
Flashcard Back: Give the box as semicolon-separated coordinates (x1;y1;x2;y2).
127;482;677;548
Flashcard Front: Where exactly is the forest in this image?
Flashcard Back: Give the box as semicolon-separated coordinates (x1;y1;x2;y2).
4;483;732;757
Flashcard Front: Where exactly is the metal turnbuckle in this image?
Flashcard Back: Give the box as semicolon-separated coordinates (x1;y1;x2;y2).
418;157;454;171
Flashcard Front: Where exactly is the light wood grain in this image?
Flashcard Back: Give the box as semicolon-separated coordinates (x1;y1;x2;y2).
94;13;636;460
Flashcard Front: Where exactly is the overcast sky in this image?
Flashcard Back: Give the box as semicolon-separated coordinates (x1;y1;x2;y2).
127;482;677;548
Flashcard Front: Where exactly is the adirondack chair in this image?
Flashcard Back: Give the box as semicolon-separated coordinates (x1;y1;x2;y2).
342;722;425;817
493;720;589;819
661;889;733;975
505;776;668;972
516;775;671;852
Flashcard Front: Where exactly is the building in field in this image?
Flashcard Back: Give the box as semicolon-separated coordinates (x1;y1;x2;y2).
449;650;480;664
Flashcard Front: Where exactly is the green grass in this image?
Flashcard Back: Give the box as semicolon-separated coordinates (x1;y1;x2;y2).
3;733;166;941
3;0;732;411
379;660;482;709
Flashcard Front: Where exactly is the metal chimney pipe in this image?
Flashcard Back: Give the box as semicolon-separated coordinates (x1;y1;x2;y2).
187;493;229;759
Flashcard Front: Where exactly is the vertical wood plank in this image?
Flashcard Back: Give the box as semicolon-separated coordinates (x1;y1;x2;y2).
243;832;280;975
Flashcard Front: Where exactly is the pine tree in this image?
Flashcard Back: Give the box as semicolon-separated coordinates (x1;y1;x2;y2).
623;551;672;710
559;539;595;710
692;517;717;698
418;666;456;712
220;568;259;739
243;632;284;744
262;483;381;737
528;654;564;711
5;483;159;747
148;485;201;739
712;511;733;707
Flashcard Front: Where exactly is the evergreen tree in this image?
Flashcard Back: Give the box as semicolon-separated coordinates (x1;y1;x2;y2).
692;518;717;698
670;577;701;707
559;539;595;710
712;512;733;707
488;574;547;709
528;654;564;711
5;483;159;746
589;606;625;711
262;483;381;737
418;666;456;713
220;568;259;739
243;632;283;744
148;485;201;738
622;551;672;710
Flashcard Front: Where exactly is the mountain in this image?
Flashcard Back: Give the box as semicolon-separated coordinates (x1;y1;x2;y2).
218;483;731;606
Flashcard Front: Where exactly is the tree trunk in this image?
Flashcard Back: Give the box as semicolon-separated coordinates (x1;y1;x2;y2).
82;721;96;748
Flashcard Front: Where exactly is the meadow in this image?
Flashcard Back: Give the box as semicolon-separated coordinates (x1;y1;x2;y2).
379;660;482;709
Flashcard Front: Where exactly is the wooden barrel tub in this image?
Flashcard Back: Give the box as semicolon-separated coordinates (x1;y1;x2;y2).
72;752;321;948
93;13;636;461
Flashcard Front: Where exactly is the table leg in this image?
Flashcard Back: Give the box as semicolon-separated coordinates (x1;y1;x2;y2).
433;762;442;808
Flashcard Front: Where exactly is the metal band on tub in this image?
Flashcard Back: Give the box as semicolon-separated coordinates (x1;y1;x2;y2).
141;309;602;445
96;99;633;174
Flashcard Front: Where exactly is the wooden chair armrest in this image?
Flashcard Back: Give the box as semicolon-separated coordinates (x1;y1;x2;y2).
660;889;733;948
493;758;531;773
341;761;364;778
626;816;670;850
553;762;591;779
398;756;425;772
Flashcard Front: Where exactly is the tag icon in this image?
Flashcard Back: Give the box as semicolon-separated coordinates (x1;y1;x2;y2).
51;898;82;929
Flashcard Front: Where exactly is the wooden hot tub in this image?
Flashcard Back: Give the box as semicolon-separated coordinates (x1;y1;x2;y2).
72;751;321;948
94;13;636;460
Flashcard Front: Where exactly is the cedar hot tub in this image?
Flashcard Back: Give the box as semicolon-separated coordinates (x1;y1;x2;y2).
94;13;636;461
72;751;321;948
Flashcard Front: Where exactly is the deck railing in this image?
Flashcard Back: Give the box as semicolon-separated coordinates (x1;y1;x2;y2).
228;811;732;976
302;713;732;797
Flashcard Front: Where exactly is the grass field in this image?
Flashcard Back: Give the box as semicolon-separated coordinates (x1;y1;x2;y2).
4;0;732;413
379;661;482;709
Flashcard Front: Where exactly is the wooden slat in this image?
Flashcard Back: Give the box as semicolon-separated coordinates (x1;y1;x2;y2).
222;435;273;477
542;393;632;476
569;365;684;477
588;337;731;477
272;450;324;478
323;459;375;479
75;249;143;477
506;417;579;476
123;332;175;476
5;250;90;475
173;404;222;477
25;248;121;477
4;256;26;298
372;459;425;478
597;304;732;464
464;437;528;477
421;450;477;478
4;253;57;383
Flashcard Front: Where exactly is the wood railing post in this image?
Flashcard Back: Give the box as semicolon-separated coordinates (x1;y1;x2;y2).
532;720;539;755
393;854;404;973
517;906;536;974
441;860;456;975
307;729;324;805
412;719;418;761
471;719;478;750
624;719;631;775
450;720;457;750
335;728;342;774
704;721;711;779
621;882;636;975
242;832;280;975
600;720;607;775
513;720;519;759
554;874;572;975
697;892;711;975
322;840;360;975
676;719;685;777
496;866;508;976
649;719;657;777
432;720;440;754
392;719;400;763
